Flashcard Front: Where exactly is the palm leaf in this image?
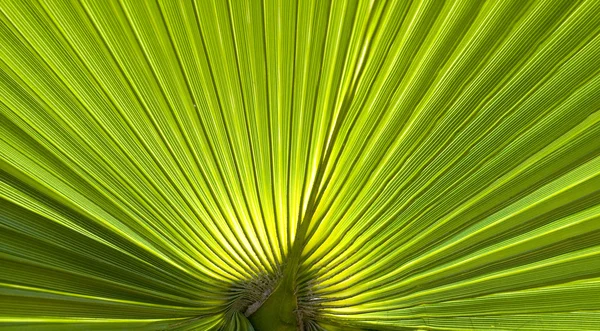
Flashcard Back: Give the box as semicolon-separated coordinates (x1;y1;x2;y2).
1;0;599;330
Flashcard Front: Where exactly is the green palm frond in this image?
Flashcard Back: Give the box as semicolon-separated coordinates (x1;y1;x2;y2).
1;0;599;330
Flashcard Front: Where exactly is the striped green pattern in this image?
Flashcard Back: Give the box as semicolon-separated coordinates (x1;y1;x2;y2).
1;0;599;330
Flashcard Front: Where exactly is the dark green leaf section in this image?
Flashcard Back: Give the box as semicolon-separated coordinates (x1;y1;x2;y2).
223;313;255;331
1;0;599;330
